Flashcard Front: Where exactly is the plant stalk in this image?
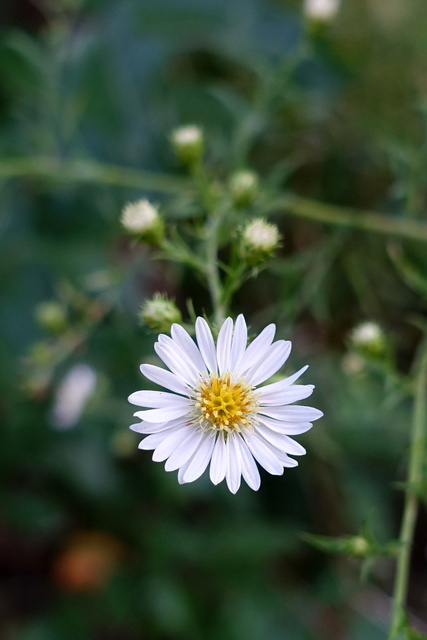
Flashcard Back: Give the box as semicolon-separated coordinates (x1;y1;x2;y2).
205;214;226;326
389;341;427;638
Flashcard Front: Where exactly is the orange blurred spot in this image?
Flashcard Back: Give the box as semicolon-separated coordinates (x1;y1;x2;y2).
53;531;125;591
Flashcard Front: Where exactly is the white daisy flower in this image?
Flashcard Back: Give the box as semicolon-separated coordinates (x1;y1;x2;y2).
129;315;322;494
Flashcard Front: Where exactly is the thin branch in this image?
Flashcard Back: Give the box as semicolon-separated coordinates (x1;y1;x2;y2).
0;157;188;194
271;195;427;244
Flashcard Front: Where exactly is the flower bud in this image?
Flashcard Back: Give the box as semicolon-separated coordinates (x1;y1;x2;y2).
350;322;386;359
348;536;371;557
239;218;280;265
139;294;182;333
35;301;67;334
304;0;340;22
229;170;259;208
121;199;164;246
170;125;204;166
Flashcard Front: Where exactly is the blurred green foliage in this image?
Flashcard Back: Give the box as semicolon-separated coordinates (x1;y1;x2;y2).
1;0;427;639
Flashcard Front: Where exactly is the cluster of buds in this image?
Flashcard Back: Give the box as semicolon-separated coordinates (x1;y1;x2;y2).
239;218;281;266
121;199;164;246
139;294;182;333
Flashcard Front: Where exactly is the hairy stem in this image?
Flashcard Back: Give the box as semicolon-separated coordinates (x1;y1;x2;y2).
389;341;427;638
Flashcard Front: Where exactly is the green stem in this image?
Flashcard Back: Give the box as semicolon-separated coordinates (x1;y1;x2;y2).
389;341;427;638
205;214;226;326
270;195;427;244
0;157;188;193
4;157;427;243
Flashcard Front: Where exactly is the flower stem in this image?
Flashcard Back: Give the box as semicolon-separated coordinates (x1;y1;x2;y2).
205;214;226;326
389;340;427;638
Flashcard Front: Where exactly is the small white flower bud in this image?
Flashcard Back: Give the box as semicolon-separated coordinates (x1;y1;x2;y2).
240;218;280;265
121;199;164;246
304;0;340;22
139;294;182;333
350;322;386;358
170;125;204;166
229;170;259;208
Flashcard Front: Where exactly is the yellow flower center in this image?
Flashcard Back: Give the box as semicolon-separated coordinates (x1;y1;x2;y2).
194;373;258;433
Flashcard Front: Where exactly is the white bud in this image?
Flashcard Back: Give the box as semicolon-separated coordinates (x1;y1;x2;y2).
240;218;280;265
170;125;204;165
229;170;259;207
121;199;164;245
304;0;340;21
243;219;280;252
350;322;386;358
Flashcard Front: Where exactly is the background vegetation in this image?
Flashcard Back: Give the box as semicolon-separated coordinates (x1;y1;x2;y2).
1;0;427;638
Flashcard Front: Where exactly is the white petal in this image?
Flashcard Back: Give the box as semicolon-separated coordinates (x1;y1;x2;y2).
234;323;276;376
242;432;284;475
171;324;207;374
152;425;194;461
128;390;189;408
182;432;216;483
157;335;202;380
255;424;306;456
226;433;242;494
140;364;191;396
257;405;323;422
164;429;205;471
238;437;261;491
133;405;191;423
154;341;197;386
257;416;313;435
177;458;192;484
209;434;227;485
195;317;218;373
230;314;248;369
253;429;299;466
259;365;309;394
131;421;176;434
216;317;234;374
138;425;182;450
257;384;314;405
245;340;292;386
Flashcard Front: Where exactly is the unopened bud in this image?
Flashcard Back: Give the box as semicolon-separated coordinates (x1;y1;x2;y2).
348;536;371;557
350;322;386;358
35;301;67;334
170;125;204;166
121;199;164;246
229;170;259;208
240;218;280;265
304;0;340;22
139;294;182;333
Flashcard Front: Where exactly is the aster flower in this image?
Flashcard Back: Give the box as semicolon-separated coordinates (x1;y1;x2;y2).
129;315;322;493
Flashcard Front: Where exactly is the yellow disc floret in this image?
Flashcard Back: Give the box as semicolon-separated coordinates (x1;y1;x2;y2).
194;373;258;434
